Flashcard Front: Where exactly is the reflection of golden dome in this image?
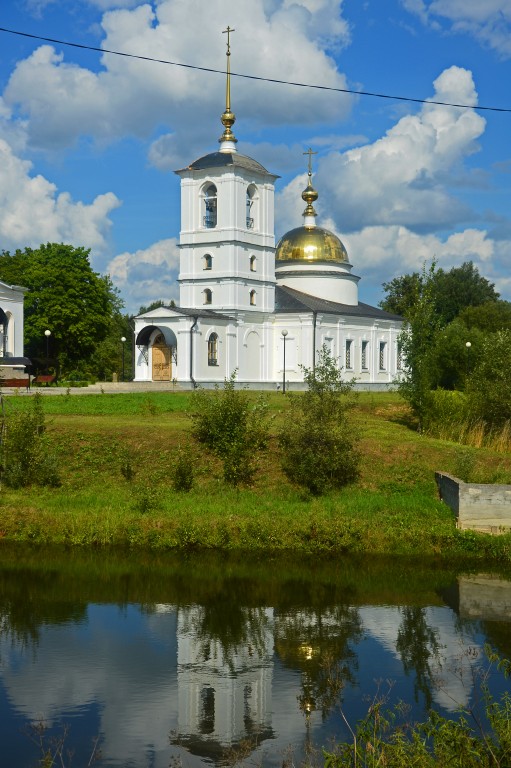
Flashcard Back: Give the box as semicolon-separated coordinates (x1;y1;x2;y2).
276;226;349;264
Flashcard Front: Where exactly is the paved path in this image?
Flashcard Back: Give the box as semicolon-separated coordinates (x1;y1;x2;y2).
1;381;186;396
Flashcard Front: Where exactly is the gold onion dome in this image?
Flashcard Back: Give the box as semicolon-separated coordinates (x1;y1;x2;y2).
276;155;349;264
276;226;349;263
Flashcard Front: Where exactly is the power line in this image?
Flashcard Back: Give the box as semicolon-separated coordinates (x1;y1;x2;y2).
1;25;510;114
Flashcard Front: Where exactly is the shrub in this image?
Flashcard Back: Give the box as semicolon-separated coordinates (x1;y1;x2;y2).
190;372;269;486
278;346;359;495
172;446;194;492
0;393;61;488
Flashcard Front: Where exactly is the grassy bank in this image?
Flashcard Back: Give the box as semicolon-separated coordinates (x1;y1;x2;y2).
1;390;511;560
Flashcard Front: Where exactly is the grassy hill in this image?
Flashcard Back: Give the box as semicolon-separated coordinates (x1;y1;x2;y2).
1;390;510;562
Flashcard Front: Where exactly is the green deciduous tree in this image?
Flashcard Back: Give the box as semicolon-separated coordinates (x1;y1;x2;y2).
0;244;121;376
190;372;269;486
381;261;499;325
466;329;511;428
396;263;440;431
458;300;511;334
429;319;484;391
278;346;359;495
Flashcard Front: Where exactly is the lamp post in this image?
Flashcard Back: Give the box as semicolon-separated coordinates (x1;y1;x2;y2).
466;341;471;376
44;329;51;373
121;336;126;382
281;330;288;394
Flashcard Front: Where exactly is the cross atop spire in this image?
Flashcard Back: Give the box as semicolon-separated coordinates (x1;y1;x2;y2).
303;147;318;177
219;26;237;150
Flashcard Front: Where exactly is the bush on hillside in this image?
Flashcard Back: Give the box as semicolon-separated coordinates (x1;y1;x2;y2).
190;372;269;486
1;393;61;488
278;346;359;495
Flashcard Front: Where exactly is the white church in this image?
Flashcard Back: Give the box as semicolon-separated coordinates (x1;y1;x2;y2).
134;35;402;389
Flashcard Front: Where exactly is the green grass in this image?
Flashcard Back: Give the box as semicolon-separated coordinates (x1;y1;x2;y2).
1;390;511;559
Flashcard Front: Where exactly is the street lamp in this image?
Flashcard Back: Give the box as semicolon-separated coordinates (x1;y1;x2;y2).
44;329;51;373
281;330;288;394
121;336;126;382
465;341;471;375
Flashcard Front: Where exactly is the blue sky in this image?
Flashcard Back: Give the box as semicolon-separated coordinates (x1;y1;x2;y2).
1;0;510;313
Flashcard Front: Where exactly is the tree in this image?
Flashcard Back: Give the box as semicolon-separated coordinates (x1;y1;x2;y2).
429;319;485;391
396;263;440;431
0;244;120;376
190;372;269;486
380;261;499;326
432;262;498;325
458;300;511;334
466;330;511;428
278;346;359;495
380;273;422;317
137;299;175;315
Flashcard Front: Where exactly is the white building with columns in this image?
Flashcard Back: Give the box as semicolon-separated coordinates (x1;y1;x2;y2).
134;42;402;389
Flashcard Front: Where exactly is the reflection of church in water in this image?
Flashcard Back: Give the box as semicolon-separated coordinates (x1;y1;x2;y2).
134;32;402;388
172;607;275;760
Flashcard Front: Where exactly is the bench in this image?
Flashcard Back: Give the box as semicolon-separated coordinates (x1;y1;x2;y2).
33;375;56;386
1;378;30;390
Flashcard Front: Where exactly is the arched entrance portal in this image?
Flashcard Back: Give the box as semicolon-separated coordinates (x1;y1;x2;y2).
135;325;178;382
152;333;171;381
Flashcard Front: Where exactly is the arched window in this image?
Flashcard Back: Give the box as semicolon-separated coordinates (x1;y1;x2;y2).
203;184;217;228
246;184;257;229
208;333;218;366
250;255;256;272
203;288;212;305
250;290;256;306
203;254;212;270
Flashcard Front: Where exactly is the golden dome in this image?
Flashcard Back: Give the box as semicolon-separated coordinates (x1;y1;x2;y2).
276;226;349;264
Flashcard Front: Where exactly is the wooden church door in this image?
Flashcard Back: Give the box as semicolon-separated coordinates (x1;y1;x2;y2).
152;334;171;381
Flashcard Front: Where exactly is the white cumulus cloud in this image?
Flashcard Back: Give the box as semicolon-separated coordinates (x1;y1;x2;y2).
0;138;120;254
402;0;511;57
5;0;353;155
301;66;485;234
106;238;180;313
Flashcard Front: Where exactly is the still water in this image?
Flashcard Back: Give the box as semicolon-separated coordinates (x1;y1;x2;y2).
0;547;510;768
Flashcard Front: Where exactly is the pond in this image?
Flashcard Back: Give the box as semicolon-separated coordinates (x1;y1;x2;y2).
0;546;510;767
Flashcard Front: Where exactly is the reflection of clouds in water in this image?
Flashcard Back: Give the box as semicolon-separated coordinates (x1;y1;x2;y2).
0;604;180;767
0;600;489;767
360;606;482;711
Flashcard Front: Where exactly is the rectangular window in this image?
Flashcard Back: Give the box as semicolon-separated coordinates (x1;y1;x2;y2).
379;341;387;371
397;342;403;371
361;340;369;370
345;340;353;370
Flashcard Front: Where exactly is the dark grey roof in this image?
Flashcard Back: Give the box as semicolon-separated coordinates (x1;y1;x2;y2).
136;306;231;321
275;285;403;321
177;151;277;177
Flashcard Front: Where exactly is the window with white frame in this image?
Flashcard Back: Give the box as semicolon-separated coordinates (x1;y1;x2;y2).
345;339;353;369
203;288;212;305
379;341;387;370
207;333;218;366
250;255;256;272
203;254;212;270
250;290;256;306
397;342;403;371
361;340;369;370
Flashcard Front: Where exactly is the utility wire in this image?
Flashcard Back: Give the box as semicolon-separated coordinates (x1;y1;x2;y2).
1;25;510;114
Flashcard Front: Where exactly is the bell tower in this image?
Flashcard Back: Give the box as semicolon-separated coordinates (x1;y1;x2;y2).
175;28;278;314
